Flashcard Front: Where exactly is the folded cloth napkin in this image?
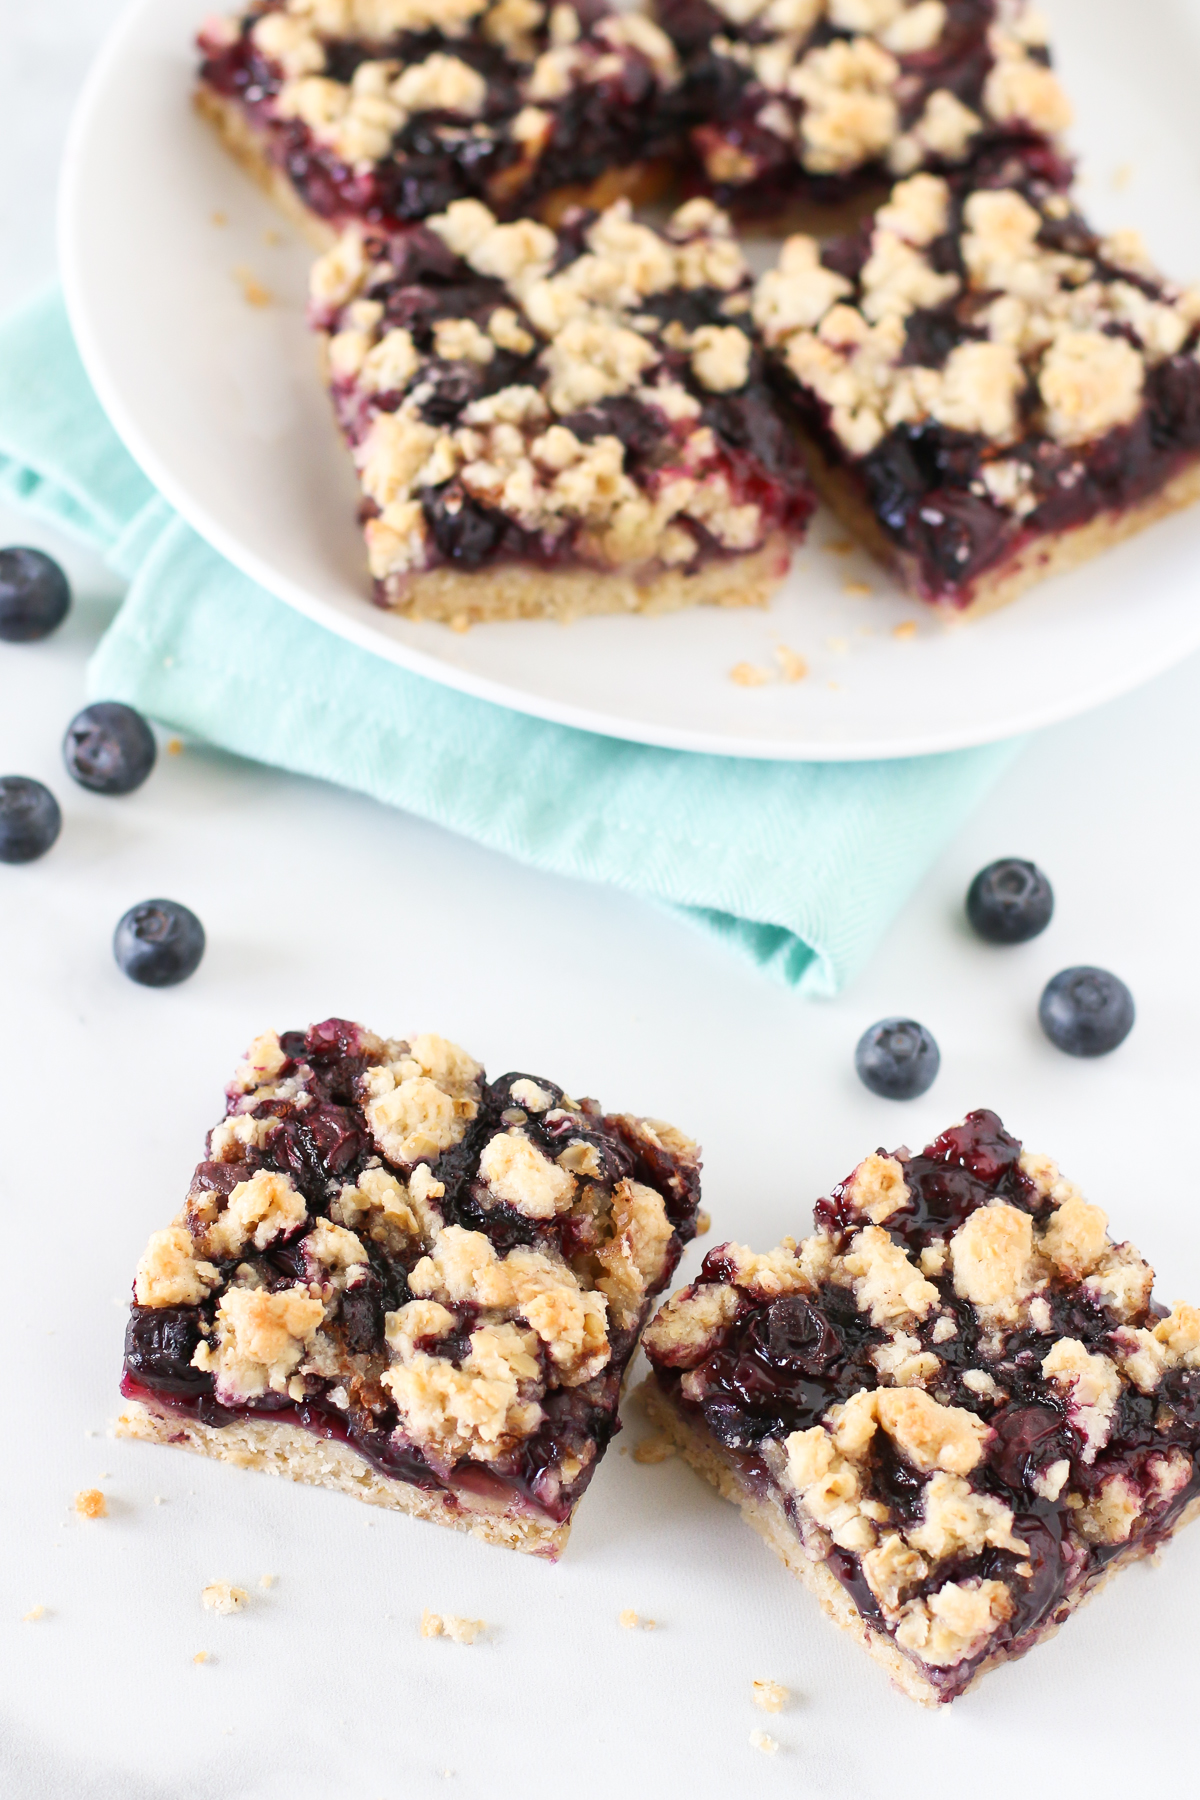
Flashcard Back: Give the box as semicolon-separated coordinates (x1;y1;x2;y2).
0;290;1020;993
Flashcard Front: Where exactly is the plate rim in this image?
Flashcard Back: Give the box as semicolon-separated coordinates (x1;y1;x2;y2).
57;0;1200;763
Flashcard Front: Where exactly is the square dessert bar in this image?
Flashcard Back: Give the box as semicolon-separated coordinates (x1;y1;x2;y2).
118;1018;700;1557
642;1109;1200;1703
196;0;686;246
751;156;1200;612
656;0;1072;225
308;196;814;622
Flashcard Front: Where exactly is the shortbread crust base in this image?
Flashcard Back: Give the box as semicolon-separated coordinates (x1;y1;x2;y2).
116;1397;571;1557
196;85;670;245
641;1377;1200;1706
379;533;794;625
801;436;1200;621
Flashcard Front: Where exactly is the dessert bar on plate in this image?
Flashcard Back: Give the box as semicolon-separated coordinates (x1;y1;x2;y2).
308;195;814;623
752;156;1200;613
642;1109;1200;1703
196;0;686;246
656;0;1072;226
118;1018;700;1557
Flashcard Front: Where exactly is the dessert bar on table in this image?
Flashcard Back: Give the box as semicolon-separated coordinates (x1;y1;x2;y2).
196;0;686;245
656;0;1072;226
641;1109;1200;1702
118;1018;700;1557
308;196;815;623
752;156;1200;612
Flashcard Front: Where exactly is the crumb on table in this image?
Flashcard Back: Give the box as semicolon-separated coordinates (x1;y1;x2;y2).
749;1729;780;1755
193;1651;211;1665
774;645;807;683
892;619;918;640
421;1609;485;1645
618;1609;657;1630
233;267;272;308
842;580;873;598
730;662;770;687
166;738;183;756
259;1574;276;1590
751;1679;788;1713
449;611;471;633
74;1488;107;1520
633;1437;676;1465
695;1208;712;1235
22;1605;45;1623
202;1582;247;1616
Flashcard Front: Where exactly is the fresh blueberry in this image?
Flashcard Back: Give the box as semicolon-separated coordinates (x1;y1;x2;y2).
1039;967;1134;1057
966;858;1054;944
114;899;206;987
0;547;71;642
855;1017;940;1100
0;776;62;863
64;701;157;796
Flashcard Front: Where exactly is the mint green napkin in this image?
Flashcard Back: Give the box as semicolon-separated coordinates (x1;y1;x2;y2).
0;290;1020;993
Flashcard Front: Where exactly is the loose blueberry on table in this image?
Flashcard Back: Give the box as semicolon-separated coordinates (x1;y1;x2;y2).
113;900;206;987
0;776;62;864
855;1017;939;1100
966;859;1054;945
117;1019;701;1556
0;547;71;643
641;1108;1200;1704
1039;967;1135;1057
64;701;158;796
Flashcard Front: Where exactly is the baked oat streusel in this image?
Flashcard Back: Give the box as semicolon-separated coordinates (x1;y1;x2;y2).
308;195;814;621
196;0;687;246
753;155;1200;611
642;1109;1200;1702
118;1018;701;1557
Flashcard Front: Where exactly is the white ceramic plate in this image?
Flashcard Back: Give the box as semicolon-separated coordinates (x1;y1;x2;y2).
59;0;1200;759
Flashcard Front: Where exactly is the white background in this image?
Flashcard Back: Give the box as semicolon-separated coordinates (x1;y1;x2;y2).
3;3;1200;1796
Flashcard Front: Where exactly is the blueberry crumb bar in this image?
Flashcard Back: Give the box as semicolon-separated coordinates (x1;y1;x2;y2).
752;155;1200;612
642;1109;1200;1701
658;0;1072;226
196;0;686;247
118;1019;700;1557
309;196;814;622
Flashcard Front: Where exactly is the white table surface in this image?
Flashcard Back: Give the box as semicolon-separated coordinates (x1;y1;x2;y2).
4;5;1200;1797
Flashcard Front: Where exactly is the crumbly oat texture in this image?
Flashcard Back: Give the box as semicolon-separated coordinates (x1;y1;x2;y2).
755;157;1200;608
74;1488;107;1520
308;194;812;615
659;0;1071;216
196;0;683;237
642;1109;1200;1704
118;1018;700;1559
